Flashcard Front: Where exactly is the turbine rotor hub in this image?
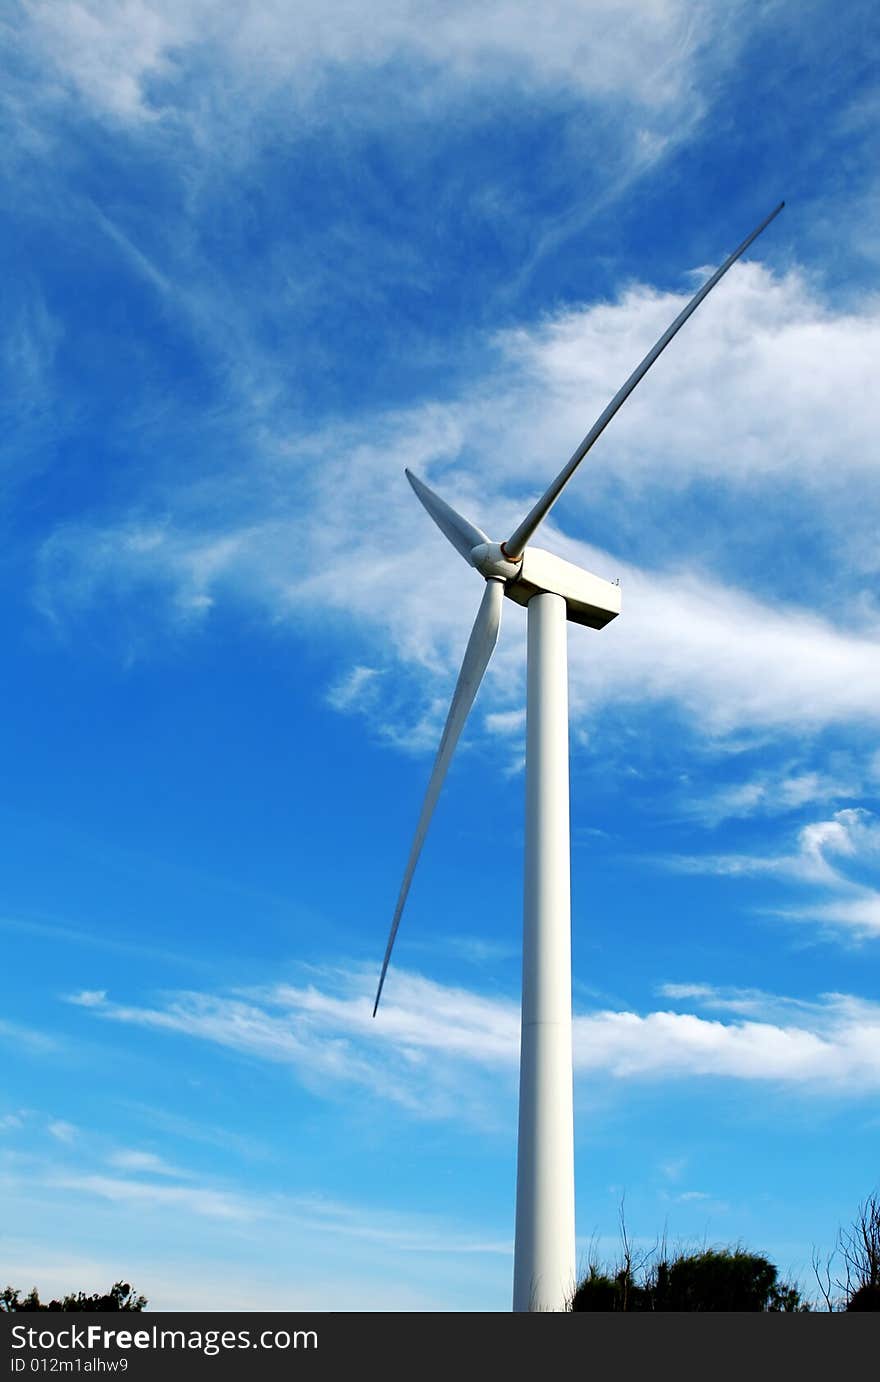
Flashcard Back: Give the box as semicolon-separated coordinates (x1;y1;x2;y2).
469;541;522;583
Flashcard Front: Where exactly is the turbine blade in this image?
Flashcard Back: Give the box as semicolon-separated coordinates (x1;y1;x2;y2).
406;468;490;562
373;577;504;1015
503;201;785;559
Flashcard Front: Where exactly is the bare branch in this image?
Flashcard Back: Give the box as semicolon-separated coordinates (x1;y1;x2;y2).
811;1244;838;1312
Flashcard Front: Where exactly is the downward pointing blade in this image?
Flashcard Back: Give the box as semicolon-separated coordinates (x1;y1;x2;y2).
373;577;504;1016
406;468;490;562
503;201;785;559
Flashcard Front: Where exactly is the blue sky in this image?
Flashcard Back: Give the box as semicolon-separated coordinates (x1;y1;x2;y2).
1;0;879;1312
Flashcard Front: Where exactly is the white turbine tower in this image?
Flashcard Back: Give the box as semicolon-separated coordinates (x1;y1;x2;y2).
372;202;784;1312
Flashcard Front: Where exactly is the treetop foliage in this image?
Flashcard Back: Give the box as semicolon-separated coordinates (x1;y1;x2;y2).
0;1282;146;1313
572;1247;807;1312
572;1192;880;1311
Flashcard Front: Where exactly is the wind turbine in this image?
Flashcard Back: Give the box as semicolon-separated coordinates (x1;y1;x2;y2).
372;202;784;1312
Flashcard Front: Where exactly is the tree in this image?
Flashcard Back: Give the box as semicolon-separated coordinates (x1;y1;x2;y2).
846;1284;880;1312
0;1282;146;1312
811;1192;880;1311
572;1247;806;1312
572;1206;808;1313
571;1265;652;1312
840;1194;880;1311
653;1248;804;1312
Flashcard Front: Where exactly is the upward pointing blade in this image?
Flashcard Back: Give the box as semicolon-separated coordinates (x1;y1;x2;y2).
406;468;490;562
373;577;504;1016
503;201;785;559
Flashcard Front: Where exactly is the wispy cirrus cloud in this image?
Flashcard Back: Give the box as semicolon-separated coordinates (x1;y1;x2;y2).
106;1148;192;1178
666;808;880;939
326;665;382;714
681;766;865;827
0;1110;515;1308
5;1116;511;1254
67;963;880;1104
15;0;729;130
31;261;880;750
0;1017;58;1056
48;1172;256;1223
47;1119;77;1144
668;807;880;884
656;980;870;1025
37;504;880;743
69;970;517;1126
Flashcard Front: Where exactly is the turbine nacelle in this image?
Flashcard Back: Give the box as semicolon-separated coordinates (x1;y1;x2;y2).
506;545;620;630
470;537;620;629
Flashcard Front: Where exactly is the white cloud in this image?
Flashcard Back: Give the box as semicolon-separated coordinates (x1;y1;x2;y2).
19;0;190;121
430;934;520;965
803;809;880;862
1;1167;511;1310
56;1170;508;1253
49;1173;260;1222
47;1120;77;1144
33;476;880;744
563;545;880;736
0;288;62;410
658;1155;688;1182
66;972;518;1125
685;768;860;826
658;983;717;1002
657;979;880;1029
573;1009;832;1082
670;809;878;884
33;261;880;746
68;965;880;1101
667;807;880;938
70;989;107;1008
494;263;880;495
0;1018;58;1054
106;1149;191;1178
17;0;724;128
780;893;880;937
326;665;381;713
